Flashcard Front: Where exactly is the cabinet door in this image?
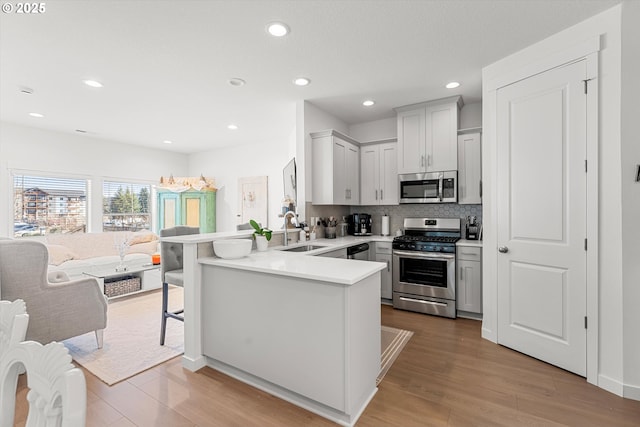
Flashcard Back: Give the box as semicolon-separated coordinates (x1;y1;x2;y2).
346;143;360;204
360;145;379;205
457;259;482;313
157;192;180;232
376;253;393;299
397;108;425;174
425;103;458;172
379;142;398;205
332;138;348;204
458;133;482;204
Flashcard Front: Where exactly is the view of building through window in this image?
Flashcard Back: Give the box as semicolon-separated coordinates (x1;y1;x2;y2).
13;174;88;237
102;180;151;232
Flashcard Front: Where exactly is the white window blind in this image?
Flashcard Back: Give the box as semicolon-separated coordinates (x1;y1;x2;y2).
13;174;88;237
102;180;151;232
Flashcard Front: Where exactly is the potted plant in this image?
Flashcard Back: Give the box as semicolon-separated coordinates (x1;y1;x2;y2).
250;219;272;251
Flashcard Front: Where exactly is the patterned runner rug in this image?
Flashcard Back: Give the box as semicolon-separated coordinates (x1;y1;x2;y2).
379;325;413;385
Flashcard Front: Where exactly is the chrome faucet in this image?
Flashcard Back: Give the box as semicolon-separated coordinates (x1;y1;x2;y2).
283;210;299;246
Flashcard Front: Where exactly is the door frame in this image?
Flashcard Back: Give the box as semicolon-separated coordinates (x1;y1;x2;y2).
482;36;600;384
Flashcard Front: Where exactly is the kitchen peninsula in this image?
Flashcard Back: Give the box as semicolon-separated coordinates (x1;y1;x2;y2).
161;231;386;426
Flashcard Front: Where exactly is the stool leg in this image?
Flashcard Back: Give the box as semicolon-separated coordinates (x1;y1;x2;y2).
160;282;169;345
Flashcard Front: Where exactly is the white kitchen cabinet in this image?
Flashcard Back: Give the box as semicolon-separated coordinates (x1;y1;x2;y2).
395;96;462;174
360;141;398;205
372;241;393;300
456;245;482;315
311;130;360;205
458;132;482;204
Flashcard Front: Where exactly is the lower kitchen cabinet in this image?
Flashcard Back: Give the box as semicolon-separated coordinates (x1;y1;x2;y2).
456;245;482;317
373;241;393;301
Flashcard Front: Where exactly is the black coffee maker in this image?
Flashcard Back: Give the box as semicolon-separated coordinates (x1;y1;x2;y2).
348;213;372;236
466;216;480;240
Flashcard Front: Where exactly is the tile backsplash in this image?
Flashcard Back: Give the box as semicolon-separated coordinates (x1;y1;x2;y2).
351;204;482;235
305;202;482;235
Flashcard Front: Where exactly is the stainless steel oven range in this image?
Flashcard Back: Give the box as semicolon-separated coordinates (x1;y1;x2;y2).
392;217;461;318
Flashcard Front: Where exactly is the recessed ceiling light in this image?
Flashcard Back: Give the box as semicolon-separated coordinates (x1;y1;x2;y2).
83;79;103;88
293;77;310;86
29;112;44;118
445;81;460;89
228;124;238;130
267;22;289;37
19;86;34;95
75;129;88;133
228;78;246;87
362;100;375;107
163;140;173;144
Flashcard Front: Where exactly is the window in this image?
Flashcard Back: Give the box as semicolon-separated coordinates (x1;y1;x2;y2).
13;174;88;237
102;180;151;232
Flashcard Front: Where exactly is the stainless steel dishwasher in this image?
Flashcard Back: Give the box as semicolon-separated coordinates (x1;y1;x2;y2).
347;243;370;260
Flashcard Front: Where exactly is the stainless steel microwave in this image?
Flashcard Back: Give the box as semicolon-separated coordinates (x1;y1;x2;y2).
399;171;457;204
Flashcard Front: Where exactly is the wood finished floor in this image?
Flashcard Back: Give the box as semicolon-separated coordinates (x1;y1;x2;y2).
13;305;640;426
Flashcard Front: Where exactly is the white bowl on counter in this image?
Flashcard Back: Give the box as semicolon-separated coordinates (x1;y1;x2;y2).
213;239;252;259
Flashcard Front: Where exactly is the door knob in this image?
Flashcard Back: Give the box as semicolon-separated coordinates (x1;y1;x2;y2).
498;246;509;253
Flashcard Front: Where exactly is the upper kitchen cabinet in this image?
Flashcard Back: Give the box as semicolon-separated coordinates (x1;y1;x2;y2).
360;141;398;205
311;130;360;205
457;132;482;204
395;96;462;174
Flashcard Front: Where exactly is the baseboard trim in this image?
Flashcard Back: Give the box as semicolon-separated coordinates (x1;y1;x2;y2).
481;326;496;343
182;355;206;372
598;374;624;397
624;383;640;401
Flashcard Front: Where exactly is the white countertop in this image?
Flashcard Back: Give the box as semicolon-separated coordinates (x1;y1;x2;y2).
191;234;393;285
457;239;483;248
200;250;385;285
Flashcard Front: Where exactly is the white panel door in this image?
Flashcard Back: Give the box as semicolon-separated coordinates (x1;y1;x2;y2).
496;60;587;376
360;146;378;205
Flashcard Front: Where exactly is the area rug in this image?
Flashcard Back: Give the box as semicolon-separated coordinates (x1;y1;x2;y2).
63;287;184;385
378;325;413;385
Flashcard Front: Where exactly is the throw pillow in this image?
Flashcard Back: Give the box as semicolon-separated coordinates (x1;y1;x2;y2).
129;231;158;245
46;244;78;266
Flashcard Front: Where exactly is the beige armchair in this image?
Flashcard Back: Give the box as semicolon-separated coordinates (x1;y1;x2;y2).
0;240;107;348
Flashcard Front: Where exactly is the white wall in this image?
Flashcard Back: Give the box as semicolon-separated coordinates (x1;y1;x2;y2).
188;115;295;233
0;122;188;235
621;0;640;400
348;117;396;142
482;4;629;396
459;102;482;129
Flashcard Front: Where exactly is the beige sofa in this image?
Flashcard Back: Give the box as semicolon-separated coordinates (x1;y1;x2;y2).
45;231;159;277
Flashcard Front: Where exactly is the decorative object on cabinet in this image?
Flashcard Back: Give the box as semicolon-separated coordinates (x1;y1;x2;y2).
156;176;216;234
237;176;268;229
360;140;399;205
310;129;360;205
395;96;462;174
458;131;482;204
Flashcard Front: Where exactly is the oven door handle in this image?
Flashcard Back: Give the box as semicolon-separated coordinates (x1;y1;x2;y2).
399;296;448;307
393;250;455;261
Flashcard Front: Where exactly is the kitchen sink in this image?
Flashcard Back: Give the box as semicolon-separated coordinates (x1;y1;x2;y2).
280;244;327;252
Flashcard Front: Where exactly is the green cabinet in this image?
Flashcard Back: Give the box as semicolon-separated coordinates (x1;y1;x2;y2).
157;190;216;233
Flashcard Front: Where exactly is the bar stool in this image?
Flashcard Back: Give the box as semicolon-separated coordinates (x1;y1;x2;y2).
160;226;200;346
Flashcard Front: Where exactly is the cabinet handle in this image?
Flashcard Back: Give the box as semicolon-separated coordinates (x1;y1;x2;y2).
479;180;483;198
345;189;349;199
459;266;463;280
380;189;383;200
421;155;425;167
375;189;378;200
386;260;390;272
427;154;432;166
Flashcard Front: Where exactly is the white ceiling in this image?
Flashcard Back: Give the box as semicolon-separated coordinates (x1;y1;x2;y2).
0;0;620;154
